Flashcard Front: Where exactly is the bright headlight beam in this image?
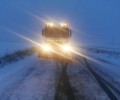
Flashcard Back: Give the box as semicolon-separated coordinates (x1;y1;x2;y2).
47;22;54;27
62;45;72;51
42;45;52;51
60;23;67;27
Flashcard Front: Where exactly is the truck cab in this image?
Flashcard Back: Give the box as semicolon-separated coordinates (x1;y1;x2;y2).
38;22;73;61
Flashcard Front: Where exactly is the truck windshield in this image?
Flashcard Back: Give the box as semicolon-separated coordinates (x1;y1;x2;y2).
43;27;70;38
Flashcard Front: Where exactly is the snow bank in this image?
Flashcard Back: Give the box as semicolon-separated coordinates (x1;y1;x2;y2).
0;42;34;56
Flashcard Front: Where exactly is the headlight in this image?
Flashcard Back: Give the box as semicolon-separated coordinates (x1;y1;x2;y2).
62;45;72;52
60;23;68;27
42;45;51;52
46;22;54;27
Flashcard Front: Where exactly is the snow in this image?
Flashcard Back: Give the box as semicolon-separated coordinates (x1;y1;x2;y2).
0;49;111;100
0;42;34;56
88;51;120;67
0;54;56;100
87;58;120;98
0;0;120;99
67;62;110;100
78;46;120;67
78;48;120;98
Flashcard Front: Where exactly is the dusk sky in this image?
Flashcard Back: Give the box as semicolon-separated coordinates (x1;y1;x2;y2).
0;0;120;46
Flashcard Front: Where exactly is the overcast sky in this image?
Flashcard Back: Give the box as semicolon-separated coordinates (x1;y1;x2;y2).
0;0;120;46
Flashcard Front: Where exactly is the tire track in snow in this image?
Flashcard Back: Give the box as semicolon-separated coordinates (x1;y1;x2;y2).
78;57;119;100
55;62;75;100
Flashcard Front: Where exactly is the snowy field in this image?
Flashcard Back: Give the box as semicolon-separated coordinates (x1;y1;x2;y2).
0;42;34;56
88;51;120;67
79;46;120;67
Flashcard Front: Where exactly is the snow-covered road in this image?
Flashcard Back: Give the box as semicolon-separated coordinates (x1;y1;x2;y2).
86;57;120;99
76;48;120;99
67;61;110;100
0;53;115;100
0;55;56;100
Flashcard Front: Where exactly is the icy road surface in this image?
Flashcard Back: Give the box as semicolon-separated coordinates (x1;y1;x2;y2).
0;54;111;100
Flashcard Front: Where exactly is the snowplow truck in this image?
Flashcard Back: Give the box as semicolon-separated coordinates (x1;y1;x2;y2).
38;22;72;61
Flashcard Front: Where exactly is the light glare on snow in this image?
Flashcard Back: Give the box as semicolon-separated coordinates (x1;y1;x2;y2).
42;44;52;52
